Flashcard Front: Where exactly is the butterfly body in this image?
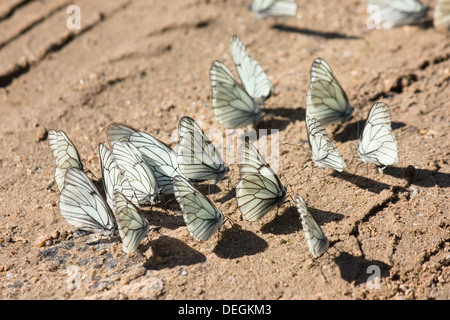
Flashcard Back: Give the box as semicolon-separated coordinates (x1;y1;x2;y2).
305;115;346;172
59;167;117;235
306;58;353;125
357;102;399;170
296;194;329;258
173;175;225;241
236;142;286;222
177;116;229;184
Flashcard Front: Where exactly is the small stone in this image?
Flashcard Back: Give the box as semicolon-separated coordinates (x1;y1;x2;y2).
33;234;51;247
50;230;60;240
35;126;48;142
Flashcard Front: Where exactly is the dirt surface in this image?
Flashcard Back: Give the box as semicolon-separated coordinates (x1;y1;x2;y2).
0;0;449;300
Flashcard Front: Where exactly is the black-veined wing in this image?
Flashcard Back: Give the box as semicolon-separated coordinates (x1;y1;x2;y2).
434;0;450;32
173;175;225;241
305;115;346;172
48;130;83;192
99;143;139;210
367;0;429;29
177;116;229;183
295;194;329;258
114;191;149;254
357;102;399;170
230;35;273;104
306;57;353;125
59;167;116;235
210;60;262;129
236;141;286;221
107;123;182;194
112;141;160;205
250;0;298;18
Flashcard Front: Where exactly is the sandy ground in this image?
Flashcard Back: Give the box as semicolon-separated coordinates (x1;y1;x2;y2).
0;0;449;300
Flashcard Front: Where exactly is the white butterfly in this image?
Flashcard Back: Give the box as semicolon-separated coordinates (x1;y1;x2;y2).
367;0;429;29
173;175;225;241
107;123;183;194
305;115;346;172
59;167;117;235
230;35;273;104
306;57;353;125
210;60;262;129
434;0;450;32
48;130;83;192
177;116;229;184
236;141;287;221
250;0;298;18
114;191;150;254
357;102;399;172
112;141;160;205
99;143;139;211
295;194;329;259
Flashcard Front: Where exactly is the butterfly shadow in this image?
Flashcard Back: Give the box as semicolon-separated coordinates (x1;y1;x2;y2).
259;205;302;235
257;106;305;136
213;228;268;259
271;24;362;40
382;166;450;188
333;252;391;285
142;207;185;230
215;188;236;204
143;235;206;270
332;171;395;194
332;120;406;143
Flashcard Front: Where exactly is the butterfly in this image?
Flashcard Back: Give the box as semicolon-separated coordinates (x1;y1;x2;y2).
107;122;183;194
305;115;346;172
48;130;83;192
295;194;329;258
306;57;353;125
250;0;298;18
210;35;272;129
230;35;274;104
357;102;399;172
59;167;117;235
236;141;287;221
177;116;229;184
98;143;139;211
434;0;450;32
173;175;225;241
210;60;262;129
111;140;160;205
367;0;429;29
113;191;150;254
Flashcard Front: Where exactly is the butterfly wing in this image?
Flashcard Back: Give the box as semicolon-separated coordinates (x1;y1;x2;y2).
305;115;346;172
210;60;262;129
368;0;429;29
112;141;160;205
177;116;229;183
357;102;399;167
433;0;450;32
306;58;353;125
59;167;116;234
250;0;298;18
230;35;273;104
173;175;224;241
48;130;83;192
236;142;286;221
114;191;149;254
107;123;182;194
296;194;329;258
99;143;139;210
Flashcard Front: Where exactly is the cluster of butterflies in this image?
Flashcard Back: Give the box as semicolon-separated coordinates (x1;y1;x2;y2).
209;36;399;174
48;117;329;258
250;0;449;33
